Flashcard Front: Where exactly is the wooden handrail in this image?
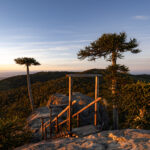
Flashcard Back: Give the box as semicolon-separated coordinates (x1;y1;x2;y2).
57;97;101;127
72;97;101;118
53;100;76;122
41;97;101;138
43;100;77;129
58;118;68;126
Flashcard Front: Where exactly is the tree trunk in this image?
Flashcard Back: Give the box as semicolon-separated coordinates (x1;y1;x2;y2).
27;65;34;111
112;52;118;129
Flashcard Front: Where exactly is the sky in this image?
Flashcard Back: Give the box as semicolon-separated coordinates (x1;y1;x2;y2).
0;0;150;77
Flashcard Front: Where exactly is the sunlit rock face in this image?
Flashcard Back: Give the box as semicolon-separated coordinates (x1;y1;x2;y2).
16;128;150;150
47;92;109;128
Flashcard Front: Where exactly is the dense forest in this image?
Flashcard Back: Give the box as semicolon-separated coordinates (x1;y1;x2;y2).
0;69;150;149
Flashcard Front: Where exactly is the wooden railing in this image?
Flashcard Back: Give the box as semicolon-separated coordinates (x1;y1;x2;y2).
41;100;76;139
41;97;101;140
56;97;102;128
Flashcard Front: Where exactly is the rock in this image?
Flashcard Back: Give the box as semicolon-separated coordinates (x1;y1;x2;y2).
27;107;50;141
47;93;68;105
27;93;109;141
47;92;109;129
72;125;99;137
15;128;150;150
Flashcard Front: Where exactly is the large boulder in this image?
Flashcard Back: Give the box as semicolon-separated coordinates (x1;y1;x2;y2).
27;93;109;141
47;92;109;129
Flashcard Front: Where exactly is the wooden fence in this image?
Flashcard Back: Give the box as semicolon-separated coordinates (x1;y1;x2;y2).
40;74;101;140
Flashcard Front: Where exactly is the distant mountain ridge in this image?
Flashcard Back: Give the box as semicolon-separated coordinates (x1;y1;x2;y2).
0;71;73;91
0;69;150;91
0;77;5;81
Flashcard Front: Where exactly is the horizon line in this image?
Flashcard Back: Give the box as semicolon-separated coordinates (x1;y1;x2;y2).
0;69;150;79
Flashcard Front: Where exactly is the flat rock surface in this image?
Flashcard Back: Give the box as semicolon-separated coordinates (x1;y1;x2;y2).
16;128;150;150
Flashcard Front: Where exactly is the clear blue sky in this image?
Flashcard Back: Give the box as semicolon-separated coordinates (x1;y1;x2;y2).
0;0;150;76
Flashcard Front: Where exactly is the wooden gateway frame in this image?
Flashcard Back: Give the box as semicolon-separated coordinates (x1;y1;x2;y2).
66;74;102;134
41;74;102;139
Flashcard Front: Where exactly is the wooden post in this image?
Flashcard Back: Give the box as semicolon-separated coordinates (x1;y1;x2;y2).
41;118;44;140
68;76;72;135
44;125;47;140
49;107;52;138
56;116;58;133
49;121;52;138
77;114;80;127
94;76;99;126
67;109;69;127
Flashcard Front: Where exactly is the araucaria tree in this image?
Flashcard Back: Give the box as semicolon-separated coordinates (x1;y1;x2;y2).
14;57;40;111
77;32;141;129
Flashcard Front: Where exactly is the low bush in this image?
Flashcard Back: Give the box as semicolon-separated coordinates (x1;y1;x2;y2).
0;117;32;150
119;82;150;129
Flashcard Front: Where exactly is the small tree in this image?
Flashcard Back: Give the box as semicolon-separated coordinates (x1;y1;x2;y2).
77;32;141;129
14;57;40;111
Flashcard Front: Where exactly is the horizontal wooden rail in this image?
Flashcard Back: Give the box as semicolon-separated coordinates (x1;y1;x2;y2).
66;74;102;78
41;97;101;138
53;100;76;121
72;97;101;118
43;100;77;129
58;118;68;126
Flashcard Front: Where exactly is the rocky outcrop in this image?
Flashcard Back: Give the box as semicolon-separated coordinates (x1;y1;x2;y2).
47;92;109;128
27;93;109;141
20;93;150;150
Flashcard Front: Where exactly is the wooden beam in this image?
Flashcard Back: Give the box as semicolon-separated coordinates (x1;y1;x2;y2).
57;97;101;127
77;114;80;127
54;100;76;120
94;76;99;126
68;76;72;134
56;116;58;133
40;118;44;140
49;107;52;138
72;97;101;118
43;100;76;129
44;125;47;140
66;74;102;78
58;118;68;126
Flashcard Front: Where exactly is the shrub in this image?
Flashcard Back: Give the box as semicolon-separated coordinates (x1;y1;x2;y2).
119;82;150;129
0;117;32;150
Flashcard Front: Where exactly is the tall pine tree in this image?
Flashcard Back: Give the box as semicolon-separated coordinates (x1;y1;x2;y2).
78;32;141;129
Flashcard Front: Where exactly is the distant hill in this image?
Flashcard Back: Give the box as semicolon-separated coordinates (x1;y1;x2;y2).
0;77;5;81
130;74;150;82
0;69;150;91
0;71;73;91
0;69;107;91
